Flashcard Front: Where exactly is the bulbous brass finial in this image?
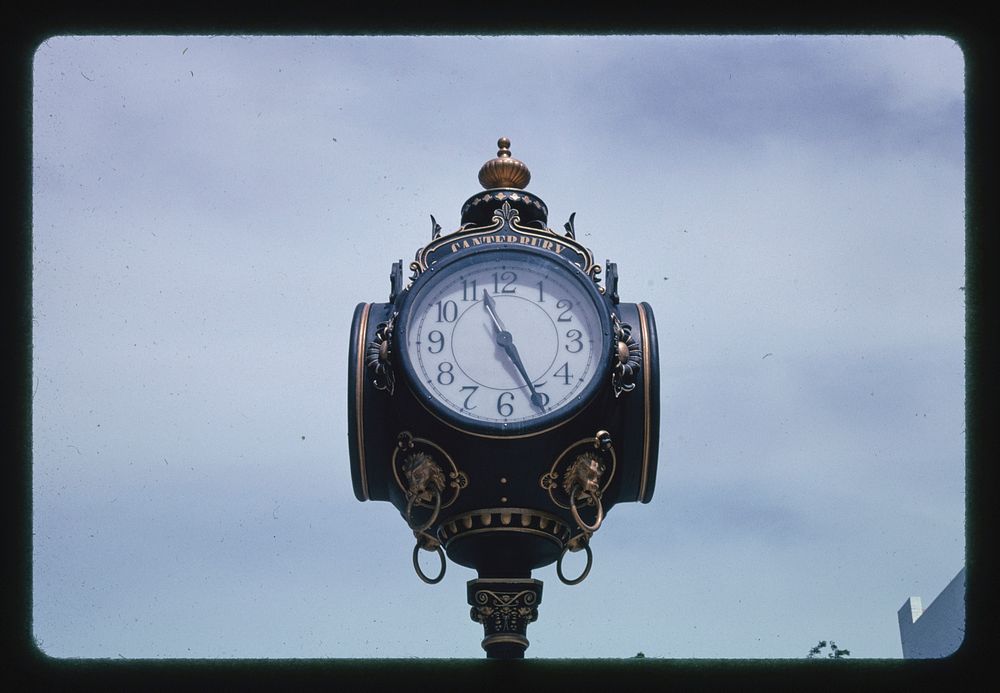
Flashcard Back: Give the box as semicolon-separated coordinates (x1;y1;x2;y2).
478;136;531;190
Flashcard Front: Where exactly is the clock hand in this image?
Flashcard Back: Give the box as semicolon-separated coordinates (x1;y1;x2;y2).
482;289;507;333
497;334;547;409
483;290;546;410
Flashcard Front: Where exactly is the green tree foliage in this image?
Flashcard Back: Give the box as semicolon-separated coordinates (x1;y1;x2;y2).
807;640;851;659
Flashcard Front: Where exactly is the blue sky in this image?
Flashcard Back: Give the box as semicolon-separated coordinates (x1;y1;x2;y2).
31;34;965;658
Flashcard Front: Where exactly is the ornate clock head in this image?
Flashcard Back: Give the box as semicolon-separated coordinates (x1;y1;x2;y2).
395;245;612;436
347;136;661;659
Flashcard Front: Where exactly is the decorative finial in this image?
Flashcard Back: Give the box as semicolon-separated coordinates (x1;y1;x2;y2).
478;137;531;190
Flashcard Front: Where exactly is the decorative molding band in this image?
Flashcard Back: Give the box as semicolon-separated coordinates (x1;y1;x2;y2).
437;507;572;548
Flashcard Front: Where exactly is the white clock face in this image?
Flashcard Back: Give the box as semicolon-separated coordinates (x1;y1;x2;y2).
402;252;606;431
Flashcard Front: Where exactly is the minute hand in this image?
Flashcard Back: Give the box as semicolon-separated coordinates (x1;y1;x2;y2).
482;289;507;333
483;291;546;409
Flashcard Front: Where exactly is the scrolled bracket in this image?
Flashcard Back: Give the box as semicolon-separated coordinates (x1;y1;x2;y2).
365;311;398;394
611;312;642;397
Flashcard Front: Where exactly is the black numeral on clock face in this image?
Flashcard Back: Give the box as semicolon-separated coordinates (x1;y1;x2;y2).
565;329;583;353
497;391;514;417
437;361;454;385
428;330;445;353
493;271;517;294
435;300;458;322
556;299;573;322
460;385;478;410
555;362;573;385
461;279;478;302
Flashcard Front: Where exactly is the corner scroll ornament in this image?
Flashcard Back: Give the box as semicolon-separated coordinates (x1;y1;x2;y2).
611;312;642;397
365;312;397;395
408;201;601;285
408;259;422;284
563;211;577;239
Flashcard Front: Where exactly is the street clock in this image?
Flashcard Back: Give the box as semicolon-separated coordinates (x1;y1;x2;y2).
347;138;659;658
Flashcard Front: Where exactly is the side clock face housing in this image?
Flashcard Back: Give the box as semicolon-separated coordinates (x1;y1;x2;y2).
394;245;613;437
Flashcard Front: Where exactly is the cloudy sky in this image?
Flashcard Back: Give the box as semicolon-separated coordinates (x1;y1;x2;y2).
31;34;965;659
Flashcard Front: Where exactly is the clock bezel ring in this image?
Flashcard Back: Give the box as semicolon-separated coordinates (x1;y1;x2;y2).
394;244;614;438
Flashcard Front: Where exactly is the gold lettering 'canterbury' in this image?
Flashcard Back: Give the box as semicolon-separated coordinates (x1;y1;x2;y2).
450;233;566;256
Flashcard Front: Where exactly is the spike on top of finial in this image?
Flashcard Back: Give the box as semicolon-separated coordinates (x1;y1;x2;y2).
478;136;531;190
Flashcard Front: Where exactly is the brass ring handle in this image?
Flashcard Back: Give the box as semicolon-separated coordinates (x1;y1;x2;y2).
412;542;446;584
405;486;442;533
556;542;593;585
569;486;604;533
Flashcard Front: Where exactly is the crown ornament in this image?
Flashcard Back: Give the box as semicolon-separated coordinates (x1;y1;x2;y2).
477;137;531;190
